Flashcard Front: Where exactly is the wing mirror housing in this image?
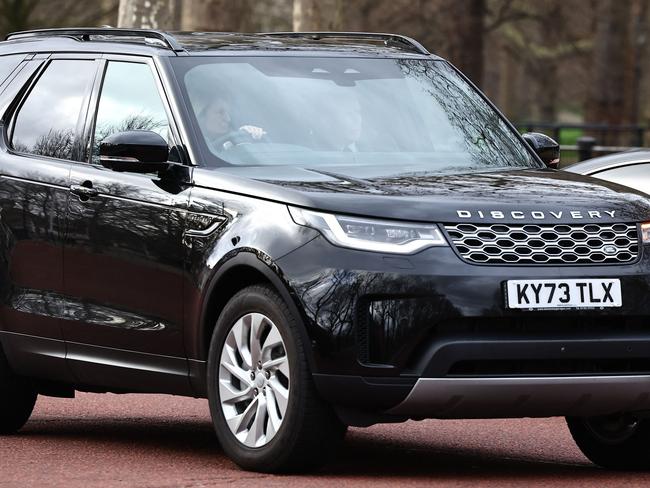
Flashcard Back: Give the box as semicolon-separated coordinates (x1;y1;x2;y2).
522;132;560;169
99;130;170;173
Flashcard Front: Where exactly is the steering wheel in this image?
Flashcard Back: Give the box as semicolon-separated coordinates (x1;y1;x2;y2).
211;127;270;151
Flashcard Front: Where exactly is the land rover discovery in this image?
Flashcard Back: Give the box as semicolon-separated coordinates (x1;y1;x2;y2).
1;28;650;473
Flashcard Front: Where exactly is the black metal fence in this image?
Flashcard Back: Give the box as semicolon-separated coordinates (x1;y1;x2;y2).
518;122;647;163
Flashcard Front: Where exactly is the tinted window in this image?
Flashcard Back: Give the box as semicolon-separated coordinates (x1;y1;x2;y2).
12;60;96;160
92;61;170;163
593;163;650;195
0;55;24;85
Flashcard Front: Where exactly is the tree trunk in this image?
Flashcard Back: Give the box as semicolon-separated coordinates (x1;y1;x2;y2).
98;0;119;26
251;0;293;32
496;45;517;119
181;0;253;32
292;0;344;31
533;2;562;123
441;0;485;86
586;0;631;143
626;0;648;143
117;0;181;30
536;63;558;122
639;2;650;141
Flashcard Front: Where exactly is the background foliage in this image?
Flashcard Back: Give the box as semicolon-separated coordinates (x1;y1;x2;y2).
2;0;647;142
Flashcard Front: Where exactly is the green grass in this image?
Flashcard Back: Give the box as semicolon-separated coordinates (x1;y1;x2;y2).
559;128;583;146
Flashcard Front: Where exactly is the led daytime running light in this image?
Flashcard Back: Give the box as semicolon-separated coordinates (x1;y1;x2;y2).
289;207;447;254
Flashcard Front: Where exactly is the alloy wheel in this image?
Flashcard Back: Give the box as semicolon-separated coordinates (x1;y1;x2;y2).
218;312;290;448
583;414;640;444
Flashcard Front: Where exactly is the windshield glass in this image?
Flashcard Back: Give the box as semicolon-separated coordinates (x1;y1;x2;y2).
171;56;539;172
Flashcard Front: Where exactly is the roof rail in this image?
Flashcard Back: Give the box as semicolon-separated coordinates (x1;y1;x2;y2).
5;27;184;52
262;32;430;55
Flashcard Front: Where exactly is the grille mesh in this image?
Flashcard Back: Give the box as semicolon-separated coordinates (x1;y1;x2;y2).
444;223;639;265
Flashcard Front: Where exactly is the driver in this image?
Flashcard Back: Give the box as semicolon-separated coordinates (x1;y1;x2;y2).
197;96;266;152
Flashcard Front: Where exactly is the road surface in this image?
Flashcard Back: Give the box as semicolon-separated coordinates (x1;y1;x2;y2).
2;393;649;487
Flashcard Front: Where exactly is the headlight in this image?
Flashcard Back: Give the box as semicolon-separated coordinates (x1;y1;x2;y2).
288;207;447;254
642;222;650;243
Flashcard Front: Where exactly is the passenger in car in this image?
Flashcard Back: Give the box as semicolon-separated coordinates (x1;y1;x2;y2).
336;95;363;152
329;93;398;153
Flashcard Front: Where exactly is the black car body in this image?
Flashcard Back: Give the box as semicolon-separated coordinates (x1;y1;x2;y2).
2;28;650;472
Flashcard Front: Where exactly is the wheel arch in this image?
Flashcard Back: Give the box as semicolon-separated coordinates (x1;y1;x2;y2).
195;249;314;370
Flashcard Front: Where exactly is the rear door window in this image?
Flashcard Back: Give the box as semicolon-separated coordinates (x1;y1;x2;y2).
0;54;24;86
11;59;97;160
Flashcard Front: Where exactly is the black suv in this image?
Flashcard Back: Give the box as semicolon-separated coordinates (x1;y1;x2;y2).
2;28;650;473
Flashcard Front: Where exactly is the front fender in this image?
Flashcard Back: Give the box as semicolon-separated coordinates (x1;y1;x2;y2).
182;185;318;363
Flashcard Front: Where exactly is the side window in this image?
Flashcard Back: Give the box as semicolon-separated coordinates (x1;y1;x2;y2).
0;54;24;86
92;61;171;163
11;59;96;160
593;164;650;195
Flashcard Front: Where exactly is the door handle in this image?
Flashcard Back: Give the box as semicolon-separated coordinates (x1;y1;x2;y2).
70;182;99;200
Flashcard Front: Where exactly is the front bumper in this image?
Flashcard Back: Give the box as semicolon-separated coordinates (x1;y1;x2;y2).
387;375;650;418
277;236;650;418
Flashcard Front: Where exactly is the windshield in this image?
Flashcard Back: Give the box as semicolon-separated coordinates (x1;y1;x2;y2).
171;56;539;172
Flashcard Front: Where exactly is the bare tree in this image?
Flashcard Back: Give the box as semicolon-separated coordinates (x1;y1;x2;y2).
117;0;181;29
480;0;596;122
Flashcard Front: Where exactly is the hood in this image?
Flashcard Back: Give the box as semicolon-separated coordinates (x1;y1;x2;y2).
192;165;650;224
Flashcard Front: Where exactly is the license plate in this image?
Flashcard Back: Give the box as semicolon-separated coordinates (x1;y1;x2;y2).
505;279;622;310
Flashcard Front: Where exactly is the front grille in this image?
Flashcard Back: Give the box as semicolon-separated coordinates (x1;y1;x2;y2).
444;223;639;265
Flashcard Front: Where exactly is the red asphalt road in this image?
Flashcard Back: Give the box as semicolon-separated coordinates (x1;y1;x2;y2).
2;393;650;487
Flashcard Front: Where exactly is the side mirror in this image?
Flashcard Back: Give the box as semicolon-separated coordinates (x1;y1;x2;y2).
99;130;169;173
522;132;560;169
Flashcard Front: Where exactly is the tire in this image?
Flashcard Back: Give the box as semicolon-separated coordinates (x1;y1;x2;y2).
567;414;650;470
0;347;37;434
207;284;346;473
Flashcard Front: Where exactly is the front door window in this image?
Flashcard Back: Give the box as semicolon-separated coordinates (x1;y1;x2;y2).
92;61;171;164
